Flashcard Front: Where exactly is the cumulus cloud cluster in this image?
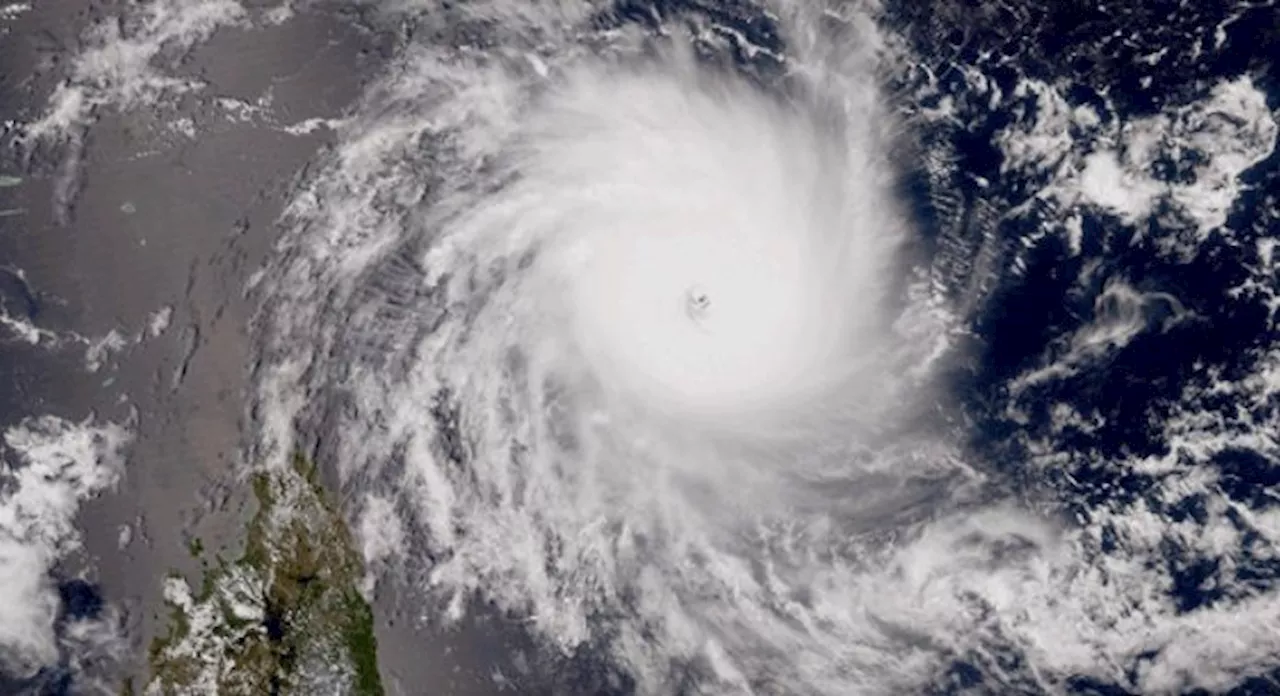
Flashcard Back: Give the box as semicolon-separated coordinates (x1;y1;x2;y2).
0;416;130;681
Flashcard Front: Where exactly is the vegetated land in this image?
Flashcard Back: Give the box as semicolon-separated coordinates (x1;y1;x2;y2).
144;454;383;695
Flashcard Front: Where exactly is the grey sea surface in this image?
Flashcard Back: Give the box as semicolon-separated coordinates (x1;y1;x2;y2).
0;3;481;692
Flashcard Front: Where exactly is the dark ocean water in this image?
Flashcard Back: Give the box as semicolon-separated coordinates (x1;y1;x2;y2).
887;1;1280;692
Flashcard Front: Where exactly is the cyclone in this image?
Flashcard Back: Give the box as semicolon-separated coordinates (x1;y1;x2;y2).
251;2;1015;694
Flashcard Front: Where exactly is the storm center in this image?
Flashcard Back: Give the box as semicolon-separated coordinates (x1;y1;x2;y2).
685;284;712;321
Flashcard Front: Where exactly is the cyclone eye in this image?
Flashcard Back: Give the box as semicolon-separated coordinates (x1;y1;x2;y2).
685;285;711;321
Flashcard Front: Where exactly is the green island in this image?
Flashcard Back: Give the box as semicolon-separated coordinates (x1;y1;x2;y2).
143;454;383;695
